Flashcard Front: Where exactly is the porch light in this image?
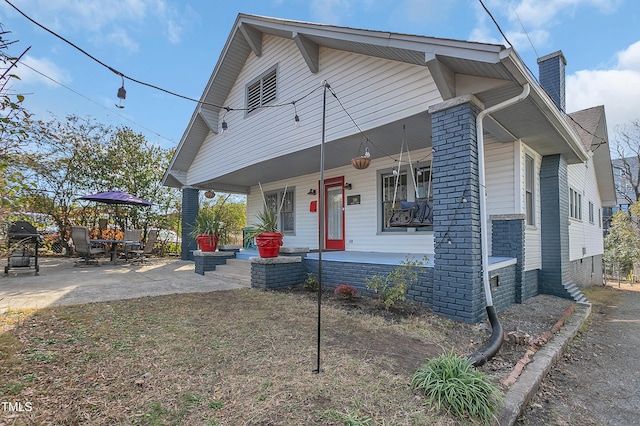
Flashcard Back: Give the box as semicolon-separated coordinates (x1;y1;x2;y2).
307;189;316;195
343;183;352;190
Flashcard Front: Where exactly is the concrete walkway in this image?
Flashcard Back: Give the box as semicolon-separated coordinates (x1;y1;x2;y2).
0;257;244;314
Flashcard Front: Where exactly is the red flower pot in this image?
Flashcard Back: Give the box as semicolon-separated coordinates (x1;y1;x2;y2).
255;232;283;258
197;234;219;252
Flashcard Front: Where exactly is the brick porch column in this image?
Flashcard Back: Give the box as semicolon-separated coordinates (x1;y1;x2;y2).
181;187;199;261
539;154;571;296
429;95;485;323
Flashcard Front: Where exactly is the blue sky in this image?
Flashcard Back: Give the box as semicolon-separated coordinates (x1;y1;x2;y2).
1;0;639;152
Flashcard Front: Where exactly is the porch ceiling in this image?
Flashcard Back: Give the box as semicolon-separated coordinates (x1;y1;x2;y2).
195;112;432;193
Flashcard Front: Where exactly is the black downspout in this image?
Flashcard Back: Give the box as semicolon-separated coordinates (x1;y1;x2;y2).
467;305;504;367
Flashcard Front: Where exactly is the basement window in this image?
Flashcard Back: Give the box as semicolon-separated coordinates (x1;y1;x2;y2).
246;67;278;114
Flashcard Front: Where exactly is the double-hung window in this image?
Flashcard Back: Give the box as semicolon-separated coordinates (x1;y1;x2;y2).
569;188;582;220
525;155;535;226
381;169;407;231
264;188;294;234
246;67;277;114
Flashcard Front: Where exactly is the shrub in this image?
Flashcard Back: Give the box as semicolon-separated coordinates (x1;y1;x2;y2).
304;273;318;292
365;256;426;309
410;352;502;424
334;284;358;299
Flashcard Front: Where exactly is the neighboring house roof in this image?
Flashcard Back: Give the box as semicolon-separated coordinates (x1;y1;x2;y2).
611;157;640;205
567;106;617;207
164;13;591;190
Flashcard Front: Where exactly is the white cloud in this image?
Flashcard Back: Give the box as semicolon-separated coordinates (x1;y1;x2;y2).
15;55;72;88
106;29;140;53
2;0;187;49
566;40;640;134
310;0;353;24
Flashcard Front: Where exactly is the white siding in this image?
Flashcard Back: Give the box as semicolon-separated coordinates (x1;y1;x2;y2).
519;142;542;271
568;158;604;260
247;148;435;254
188;35;440;184
485;136;516;215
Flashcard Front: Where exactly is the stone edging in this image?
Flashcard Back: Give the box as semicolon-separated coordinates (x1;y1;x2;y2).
497;302;591;425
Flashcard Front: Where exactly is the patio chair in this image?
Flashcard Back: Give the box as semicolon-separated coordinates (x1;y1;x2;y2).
121;229;142;260
126;229;158;264
71;226;106;266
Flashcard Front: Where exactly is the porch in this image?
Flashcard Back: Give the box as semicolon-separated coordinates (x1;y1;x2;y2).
232;248;519;321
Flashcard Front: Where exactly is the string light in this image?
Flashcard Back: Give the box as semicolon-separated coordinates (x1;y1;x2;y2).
293;101;300;128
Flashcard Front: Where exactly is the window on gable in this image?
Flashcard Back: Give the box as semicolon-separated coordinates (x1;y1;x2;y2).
246;67;277;114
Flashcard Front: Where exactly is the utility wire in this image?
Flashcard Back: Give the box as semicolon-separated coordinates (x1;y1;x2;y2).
3;0;319;114
477;0;607;147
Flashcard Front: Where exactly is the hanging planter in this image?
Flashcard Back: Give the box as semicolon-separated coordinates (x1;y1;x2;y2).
351;156;371;170
204;190;215;199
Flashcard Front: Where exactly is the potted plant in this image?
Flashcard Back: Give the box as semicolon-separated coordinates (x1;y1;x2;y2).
190;207;224;252
245;208;283;258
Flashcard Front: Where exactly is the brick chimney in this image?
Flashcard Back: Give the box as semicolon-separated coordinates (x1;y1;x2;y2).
537;51;566;112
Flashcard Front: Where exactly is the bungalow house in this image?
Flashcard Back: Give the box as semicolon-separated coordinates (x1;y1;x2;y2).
163;14;616;323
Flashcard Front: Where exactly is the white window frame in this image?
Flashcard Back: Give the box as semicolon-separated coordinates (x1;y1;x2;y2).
264;187;295;234
588;201;594;224
569;187;582;220
525;154;535;226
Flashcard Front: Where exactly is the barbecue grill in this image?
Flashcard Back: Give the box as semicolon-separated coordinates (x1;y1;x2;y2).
5;220;41;275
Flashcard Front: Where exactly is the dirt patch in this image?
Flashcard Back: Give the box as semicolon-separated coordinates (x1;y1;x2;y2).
291;287;575;381
0;286;575;425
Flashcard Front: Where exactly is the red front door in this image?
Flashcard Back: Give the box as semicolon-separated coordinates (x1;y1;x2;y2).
323;177;345;250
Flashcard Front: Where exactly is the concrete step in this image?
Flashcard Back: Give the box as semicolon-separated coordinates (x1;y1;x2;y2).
564;282;589;304
206;258;251;287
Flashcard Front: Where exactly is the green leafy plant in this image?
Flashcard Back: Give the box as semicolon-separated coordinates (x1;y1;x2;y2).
365;256;426;309
304;272;319;292
190;208;223;237
245;209;281;237
334;283;358;299
410;352;502;424
190;195;231;241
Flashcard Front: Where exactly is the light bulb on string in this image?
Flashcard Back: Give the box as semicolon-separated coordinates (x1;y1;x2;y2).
115;75;126;109
221;107;230;136
364;147;370;158
293;101;301;128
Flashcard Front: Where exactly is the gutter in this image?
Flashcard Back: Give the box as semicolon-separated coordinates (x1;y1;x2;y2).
467;82;531;367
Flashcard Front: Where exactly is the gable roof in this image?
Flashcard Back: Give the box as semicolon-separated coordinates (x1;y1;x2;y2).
568;106;616;207
164;13;592;190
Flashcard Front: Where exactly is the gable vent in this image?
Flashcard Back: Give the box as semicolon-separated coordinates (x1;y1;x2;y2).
247;68;277;113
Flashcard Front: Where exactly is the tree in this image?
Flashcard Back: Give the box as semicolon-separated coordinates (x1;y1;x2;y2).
604;208;639;285
612;120;640;205
0;24;37;222
22;116;110;253
96;127;178;235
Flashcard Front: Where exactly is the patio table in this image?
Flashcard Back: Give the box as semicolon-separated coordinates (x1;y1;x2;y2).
91;239;130;264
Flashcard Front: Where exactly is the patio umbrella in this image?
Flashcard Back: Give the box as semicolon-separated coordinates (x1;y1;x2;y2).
79;190;152;206
78;190;153;238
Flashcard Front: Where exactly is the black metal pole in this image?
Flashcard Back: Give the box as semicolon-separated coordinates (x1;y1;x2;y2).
314;81;328;374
